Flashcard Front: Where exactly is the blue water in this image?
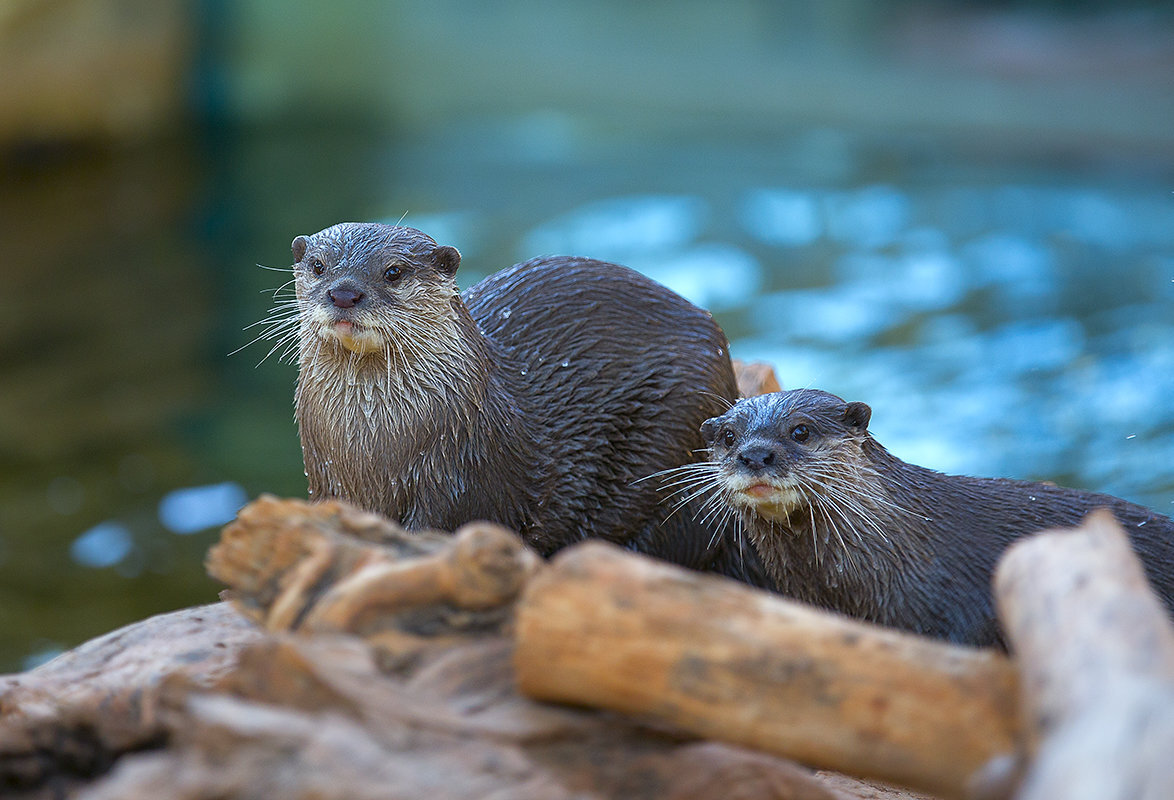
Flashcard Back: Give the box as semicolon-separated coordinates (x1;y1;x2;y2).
1;121;1171;672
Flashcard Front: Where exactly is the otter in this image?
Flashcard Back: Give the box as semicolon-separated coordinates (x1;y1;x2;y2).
677;389;1174;647
283;221;760;580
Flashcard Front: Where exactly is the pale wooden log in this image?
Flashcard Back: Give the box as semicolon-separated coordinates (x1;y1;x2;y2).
0;603;262;794
994;509;1174;800
206;495;539;635
302;520;541;631
514;541;1021;799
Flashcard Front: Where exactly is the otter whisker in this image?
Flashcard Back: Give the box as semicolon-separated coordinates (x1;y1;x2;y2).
645;466;722;493
802;466;897;547
384;339;393;390
667;478;725;517
657;481;721;506
254;328;304;367
695;488;735;530
266;277;298;298
654;470;724;505
806;476;868;550
695;389;734;412
231;316;302;361
634;462;721;497
704;502;742;551
803;484;854;573
802;472;880;536
255;262;292;273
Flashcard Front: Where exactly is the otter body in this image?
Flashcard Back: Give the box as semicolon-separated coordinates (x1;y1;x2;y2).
290;222;754;576
694;389;1174;646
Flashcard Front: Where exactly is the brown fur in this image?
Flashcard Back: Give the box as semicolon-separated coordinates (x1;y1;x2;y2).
281;222;761;580
687;389;1174;647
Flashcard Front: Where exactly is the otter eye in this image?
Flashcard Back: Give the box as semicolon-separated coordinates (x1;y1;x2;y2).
384;264;402;282
722;428;736;447
790;424;809;443
311;257;325;276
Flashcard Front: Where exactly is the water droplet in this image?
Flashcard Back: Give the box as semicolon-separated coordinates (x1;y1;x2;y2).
717;348;724;357
501;307;512;319
520;367;528;376
560;359;570;368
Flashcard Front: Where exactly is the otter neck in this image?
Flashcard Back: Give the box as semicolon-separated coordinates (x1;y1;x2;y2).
295;305;535;530
741;444;927;622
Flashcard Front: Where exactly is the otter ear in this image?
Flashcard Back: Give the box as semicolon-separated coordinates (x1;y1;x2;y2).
432;245;461;275
291;235;308;262
843;401;871;431
700;417;720;444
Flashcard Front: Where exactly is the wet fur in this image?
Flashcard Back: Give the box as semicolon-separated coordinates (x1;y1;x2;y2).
681;389;1174;647
282;222;760;579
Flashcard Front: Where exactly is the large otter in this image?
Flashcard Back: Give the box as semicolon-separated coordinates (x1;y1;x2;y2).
680;389;1174;646
284;221;758;579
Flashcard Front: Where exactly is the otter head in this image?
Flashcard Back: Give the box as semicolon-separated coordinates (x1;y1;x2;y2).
291;222;461;355
701;389;872;523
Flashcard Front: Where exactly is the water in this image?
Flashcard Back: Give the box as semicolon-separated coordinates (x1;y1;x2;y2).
0;119;1171;672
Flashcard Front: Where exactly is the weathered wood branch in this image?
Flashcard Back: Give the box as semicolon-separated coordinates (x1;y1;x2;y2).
514;541;1021;799
733;359;783;397
207;495;540;636
6;496;893;800
13;479;1174;800
994;509;1174;800
0;603;262;795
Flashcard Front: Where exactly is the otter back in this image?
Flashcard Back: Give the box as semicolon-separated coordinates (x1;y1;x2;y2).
463;257;747;568
290;222;757;581
699;389;1174;647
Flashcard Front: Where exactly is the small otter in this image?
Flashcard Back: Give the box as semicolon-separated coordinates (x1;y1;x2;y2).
285;221;758;579
681;389;1174;647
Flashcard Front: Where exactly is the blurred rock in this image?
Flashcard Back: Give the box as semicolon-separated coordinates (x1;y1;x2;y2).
0;0;190;148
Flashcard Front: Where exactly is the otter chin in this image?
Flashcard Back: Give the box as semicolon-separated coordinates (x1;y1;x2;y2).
321;320;383;354
727;479;804;521
280;221;764;585
666;388;1174;648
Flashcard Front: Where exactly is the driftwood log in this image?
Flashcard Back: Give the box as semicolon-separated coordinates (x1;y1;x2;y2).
0;603;263;796
994;509;1174;800
514;542;1020;800
4;496;909;800
4;366;1173;800
734;360;783;397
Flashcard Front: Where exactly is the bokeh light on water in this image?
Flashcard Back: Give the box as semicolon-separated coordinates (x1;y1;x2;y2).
524;182;1174;501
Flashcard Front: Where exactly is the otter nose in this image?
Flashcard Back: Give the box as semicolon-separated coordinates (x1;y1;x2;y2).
738;445;777;472
328;286;365;308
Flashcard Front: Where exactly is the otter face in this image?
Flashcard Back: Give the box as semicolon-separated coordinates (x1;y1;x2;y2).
291;222;461;355
701;390;871;522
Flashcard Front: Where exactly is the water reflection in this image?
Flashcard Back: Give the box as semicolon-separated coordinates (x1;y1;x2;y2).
158;482;248;535
70;522;134;569
638;243;763;312
741;189;822;247
523;195;707;263
525;177;1174;512
2;125;1171;674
